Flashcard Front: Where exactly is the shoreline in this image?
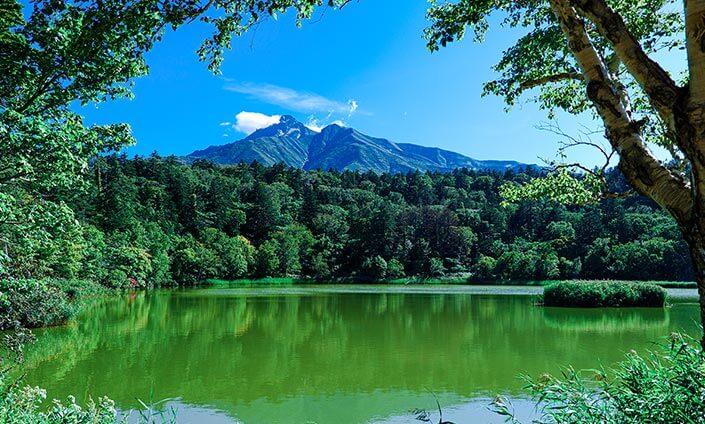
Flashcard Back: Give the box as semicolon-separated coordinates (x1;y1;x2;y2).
204;277;697;289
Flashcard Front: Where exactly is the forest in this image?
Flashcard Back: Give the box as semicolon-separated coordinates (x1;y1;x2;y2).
4;153;692;288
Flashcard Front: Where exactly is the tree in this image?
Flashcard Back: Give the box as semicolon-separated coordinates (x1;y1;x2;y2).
256;240;280;278
171;235;219;284
272;224;314;276
362;255;387;280
427;257;446;278
425;0;705;344
386;258;406;279
200;228;250;279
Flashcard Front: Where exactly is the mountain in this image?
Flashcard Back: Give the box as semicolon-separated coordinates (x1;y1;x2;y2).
187;115;535;173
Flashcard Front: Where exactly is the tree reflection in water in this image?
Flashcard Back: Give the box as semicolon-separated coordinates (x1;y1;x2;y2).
21;287;701;424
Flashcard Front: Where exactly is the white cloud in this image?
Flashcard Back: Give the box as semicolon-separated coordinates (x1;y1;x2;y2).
305;117;346;132
219;121;232;126
304;122;323;132
348;100;358;115
233;111;281;135
225;81;360;116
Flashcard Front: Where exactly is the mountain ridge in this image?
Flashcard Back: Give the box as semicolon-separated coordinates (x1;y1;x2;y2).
187;115;536;173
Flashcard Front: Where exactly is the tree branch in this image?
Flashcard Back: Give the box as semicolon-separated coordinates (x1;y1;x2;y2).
518;72;583;91
686;0;705;105
15;74;60;114
572;0;682;135
537;121;615;165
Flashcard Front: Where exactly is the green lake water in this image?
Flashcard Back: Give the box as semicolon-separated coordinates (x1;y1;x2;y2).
21;285;702;423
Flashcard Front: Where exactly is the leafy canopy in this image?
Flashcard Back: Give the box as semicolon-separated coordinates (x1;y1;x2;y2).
0;0;350;277
425;0;685;202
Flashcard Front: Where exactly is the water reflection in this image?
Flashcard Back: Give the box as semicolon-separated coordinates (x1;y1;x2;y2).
21;287;700;423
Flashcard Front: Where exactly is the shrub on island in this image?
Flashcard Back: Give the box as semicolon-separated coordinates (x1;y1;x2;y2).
541;280;667;307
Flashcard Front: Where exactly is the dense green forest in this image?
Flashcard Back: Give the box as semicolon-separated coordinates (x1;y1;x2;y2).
4;153;692;288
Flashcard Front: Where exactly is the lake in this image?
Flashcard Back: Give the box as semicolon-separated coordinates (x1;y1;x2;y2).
21;285;701;423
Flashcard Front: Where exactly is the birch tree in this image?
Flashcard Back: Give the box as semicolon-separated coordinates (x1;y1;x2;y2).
425;0;705;344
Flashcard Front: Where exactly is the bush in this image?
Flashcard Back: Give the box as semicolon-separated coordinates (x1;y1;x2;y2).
473;255;497;280
386;259;406;279
493;333;705;423
55;279;106;300
427;257;446;277
541;280;667;307
171;235;220;284
255;240;280;278
0;384;116;424
362;256;387;279
0;280;76;329
103;269;129;289
0;279;104;329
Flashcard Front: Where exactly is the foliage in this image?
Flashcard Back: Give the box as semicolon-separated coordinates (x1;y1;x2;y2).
500;169;603;206
256;240;280;278
0;279;104;329
428;257;446;278
386;259;406;279
362;256;388;280
0;383;117;424
0;156;689;285
494;333;705;423
541;280;667;307
424;0;682;147
0;0;353;288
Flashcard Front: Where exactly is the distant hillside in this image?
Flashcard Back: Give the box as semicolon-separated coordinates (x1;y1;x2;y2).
187;115;535;173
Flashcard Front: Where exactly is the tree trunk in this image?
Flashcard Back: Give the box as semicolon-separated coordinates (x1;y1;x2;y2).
684;229;705;348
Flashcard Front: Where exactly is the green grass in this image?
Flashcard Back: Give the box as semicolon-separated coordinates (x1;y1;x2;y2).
493;333;705;423
207;278;304;285
384;277;469;284
205;277;696;287
541;280;668;307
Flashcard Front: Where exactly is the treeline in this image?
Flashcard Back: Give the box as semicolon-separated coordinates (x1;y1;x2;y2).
1;154;693;287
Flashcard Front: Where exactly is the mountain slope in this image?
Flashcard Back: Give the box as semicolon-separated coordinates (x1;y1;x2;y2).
187;115;535;173
188;115;317;167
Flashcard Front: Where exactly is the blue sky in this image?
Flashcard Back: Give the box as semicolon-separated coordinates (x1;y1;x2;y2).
75;0;684;167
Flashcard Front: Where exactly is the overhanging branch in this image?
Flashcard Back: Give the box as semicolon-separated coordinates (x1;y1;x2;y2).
549;0;693;222
572;0;683;144
518;72;583;91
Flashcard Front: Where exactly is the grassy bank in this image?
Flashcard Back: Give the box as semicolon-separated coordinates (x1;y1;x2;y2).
206;277;695;288
207;277;306;285
0;279;107;329
0;279;170;424
541;280;668;307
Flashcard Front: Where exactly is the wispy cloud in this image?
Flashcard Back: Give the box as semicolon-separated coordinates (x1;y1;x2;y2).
305;116;346;132
232;111;282;135
221;111;348;137
224;81;360;116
